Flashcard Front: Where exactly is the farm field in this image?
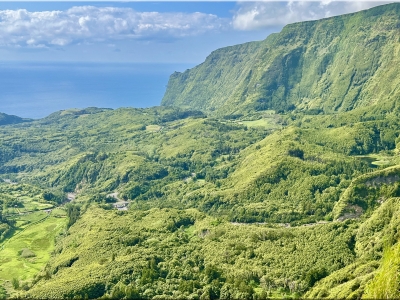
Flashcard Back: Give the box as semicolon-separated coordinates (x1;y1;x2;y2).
355;152;400;168
0;212;66;295
241;118;282;129
0;183;55;215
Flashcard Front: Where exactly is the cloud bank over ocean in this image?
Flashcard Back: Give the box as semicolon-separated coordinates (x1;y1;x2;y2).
0;6;229;48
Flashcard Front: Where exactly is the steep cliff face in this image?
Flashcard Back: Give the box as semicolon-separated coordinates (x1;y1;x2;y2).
162;3;400;116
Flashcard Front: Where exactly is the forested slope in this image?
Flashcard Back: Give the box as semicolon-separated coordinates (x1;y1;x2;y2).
162;3;400;116
3;106;399;225
0;112;30;126
2;2;400;299
0;103;397;298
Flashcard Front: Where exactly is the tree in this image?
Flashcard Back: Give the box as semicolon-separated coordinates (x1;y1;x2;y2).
66;204;81;228
12;278;19;290
304;267;328;288
288;148;304;160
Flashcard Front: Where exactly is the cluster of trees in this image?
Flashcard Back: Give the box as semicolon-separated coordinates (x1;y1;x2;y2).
0;285;7;299
0;183;63;211
0;209;14;241
0;198;15;241
24;206;360;299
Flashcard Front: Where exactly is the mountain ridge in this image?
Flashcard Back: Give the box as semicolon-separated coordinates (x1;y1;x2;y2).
162;3;400;116
0;112;31;126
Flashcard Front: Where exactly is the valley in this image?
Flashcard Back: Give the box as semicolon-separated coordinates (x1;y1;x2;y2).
0;3;400;299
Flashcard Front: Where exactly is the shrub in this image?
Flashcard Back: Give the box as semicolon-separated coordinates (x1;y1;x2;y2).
19;248;36;258
11;278;19;290
287;148;304;160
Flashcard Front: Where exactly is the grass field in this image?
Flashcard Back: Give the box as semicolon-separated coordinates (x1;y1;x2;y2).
241;118;281;129
0;213;66;294
14;211;48;229
4;201;54;215
146;124;162;132
0;183;54;215
356;152;400;168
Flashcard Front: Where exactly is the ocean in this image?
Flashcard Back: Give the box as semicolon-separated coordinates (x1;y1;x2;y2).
0;62;194;119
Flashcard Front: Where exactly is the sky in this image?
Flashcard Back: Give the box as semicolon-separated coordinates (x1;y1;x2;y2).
0;1;395;64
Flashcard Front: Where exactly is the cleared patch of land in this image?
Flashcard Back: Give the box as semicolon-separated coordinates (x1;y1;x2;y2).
0;214;66;287
241;117;282;129
145;124;162;132
356;152;400;168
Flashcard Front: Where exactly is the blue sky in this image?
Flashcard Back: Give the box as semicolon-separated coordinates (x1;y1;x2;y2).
0;1;393;64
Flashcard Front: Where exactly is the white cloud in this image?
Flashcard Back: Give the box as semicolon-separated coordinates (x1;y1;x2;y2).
0;6;228;48
233;1;393;30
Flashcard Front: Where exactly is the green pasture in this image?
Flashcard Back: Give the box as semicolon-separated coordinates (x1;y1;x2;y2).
145;124;162;132
241;118;281;129
355;152;399;168
14;211;48;229
4;202;53;215
0;183;54;215
0;215;66;283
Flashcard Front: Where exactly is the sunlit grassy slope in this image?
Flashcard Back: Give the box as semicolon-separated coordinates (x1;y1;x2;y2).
0;215;65;281
1;3;400;299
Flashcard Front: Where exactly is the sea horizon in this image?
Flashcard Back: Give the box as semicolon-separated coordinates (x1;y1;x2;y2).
0;61;195;119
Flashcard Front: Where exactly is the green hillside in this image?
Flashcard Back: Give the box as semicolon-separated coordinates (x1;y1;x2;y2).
1;3;400;299
162;3;400;116
0;113;30;126
0;103;397;298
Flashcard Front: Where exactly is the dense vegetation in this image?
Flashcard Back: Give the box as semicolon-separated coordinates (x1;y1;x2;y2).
24;207;359;299
0;102;399;298
0;113;30;126
1;3;400;298
162;3;400;117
